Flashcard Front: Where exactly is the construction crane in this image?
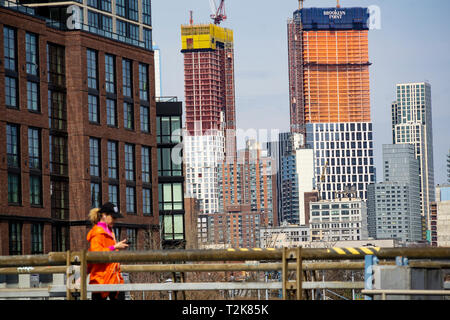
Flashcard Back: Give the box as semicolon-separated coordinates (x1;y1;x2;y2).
209;0;227;25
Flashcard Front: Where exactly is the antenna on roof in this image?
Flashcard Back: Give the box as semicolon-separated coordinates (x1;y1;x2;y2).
189;10;193;25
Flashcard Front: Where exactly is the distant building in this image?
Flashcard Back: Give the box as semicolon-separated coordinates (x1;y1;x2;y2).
392;82;435;236
260;222;310;248
309;198;368;242
431;185;450;247
218;140;277;227
367;144;422;243
198;205;262;249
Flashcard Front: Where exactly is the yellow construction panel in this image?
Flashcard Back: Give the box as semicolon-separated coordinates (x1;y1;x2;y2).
181;24;233;50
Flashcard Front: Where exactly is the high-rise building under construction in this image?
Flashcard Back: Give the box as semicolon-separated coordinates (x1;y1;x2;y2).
181;21;236;214
287;3;375;201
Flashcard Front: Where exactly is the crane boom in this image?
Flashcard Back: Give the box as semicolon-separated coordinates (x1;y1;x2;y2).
209;0;227;25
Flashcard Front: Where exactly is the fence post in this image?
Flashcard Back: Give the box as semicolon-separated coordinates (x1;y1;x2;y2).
66;250;72;300
364;254;379;300
80;250;87;300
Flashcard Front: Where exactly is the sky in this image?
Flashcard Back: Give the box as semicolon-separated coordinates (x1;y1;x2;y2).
151;0;450;185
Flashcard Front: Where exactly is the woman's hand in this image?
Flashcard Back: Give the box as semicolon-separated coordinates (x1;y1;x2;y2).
114;239;129;250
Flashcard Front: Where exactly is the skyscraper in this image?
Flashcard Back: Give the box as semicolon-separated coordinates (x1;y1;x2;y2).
392;82;435;236
287;5;375;202
367;144;422;243
181;22;236;214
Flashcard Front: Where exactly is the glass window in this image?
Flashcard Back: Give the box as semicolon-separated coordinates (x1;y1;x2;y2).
142;0;151;25
27;81;40;111
106;99;117;126
47;43;65;87
89;138;100;177
88;94;99;123
5;76;18;108
125;144;135;181
28;128;41;170
116;19;127;37
116;0;125;16
8;173;21;204
108;184;119;207
143;188;152;216
158;147;182;177
88;10;99;30
9;222;22;255
158;183;183;211
163;214;184;240
31;224;44;254
126;186;135;213
7;124;19;168
52;225;69;252
26;32;38;76
128;0;138;21
139;63;149;101
48;90;67;131
30;175;42;206
107;140;118;179
140;105;149;132
141;146;151;183
4;26;16;71
101;0;111;12
87;49;98;89
122;59;132;97
157;116;181;144
124;102;134;130
91;182;101;208
49;135;68;176
129;23;139;40
101;14;113;32
105;54;115;94
143;28;152;50
126;228;137;250
51;180;69;220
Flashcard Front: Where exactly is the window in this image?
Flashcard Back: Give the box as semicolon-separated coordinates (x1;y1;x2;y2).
126;228;137;250
91;182;101;208
101;0;111;12
108;184;119;207
139;63;149;101
102;15;113;32
128;0;138;21
107;140;118;179
26;33;38;76
129;24;139;40
116;19;127;37
30;175;42;206
52;225;69;252
27;81;40;112
9;222;22;255
5;76;18;108
28;128;41;170
126;186;136;213
88;10;100;30
143;28;152;50
48;90;67;131
88;94;99;123
106;99;117;126
141;146;151;183
87;49;98;90
51;180;69;220
157;116;181;144
158;147;182;177
143;188;152;216
8;173;21;204
31;224;44;254
163;214;184;240
158;183;183;211
105;54;115;94
49;135;68;175
7;124;19;168
4;26;16;71
142;0;151;25
124;102;134;130
116;0;125;17
47;43;65;87
122;59;132;98
124;144;135;181
89;138;100;177
140;105;149;132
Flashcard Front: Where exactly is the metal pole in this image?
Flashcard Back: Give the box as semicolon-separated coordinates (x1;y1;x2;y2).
296;247;302;300
282;248;288;300
80;250;87;301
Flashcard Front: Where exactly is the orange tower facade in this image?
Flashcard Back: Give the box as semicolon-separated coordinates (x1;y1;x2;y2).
288;7;371;133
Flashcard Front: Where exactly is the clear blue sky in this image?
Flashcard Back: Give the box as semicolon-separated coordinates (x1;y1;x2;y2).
152;0;450;185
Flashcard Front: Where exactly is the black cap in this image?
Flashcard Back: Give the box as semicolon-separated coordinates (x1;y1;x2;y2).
99;202;124;219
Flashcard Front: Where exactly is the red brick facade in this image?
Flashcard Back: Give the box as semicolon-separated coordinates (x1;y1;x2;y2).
0;7;159;255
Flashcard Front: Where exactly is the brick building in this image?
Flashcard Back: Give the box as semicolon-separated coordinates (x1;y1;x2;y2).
0;2;158;255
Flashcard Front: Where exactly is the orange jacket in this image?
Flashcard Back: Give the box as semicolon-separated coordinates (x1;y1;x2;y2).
87;223;124;298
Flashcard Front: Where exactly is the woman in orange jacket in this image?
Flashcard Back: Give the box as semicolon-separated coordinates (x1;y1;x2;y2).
87;202;128;300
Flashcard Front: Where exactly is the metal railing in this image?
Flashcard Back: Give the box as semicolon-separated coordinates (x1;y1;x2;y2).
0;247;449;300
